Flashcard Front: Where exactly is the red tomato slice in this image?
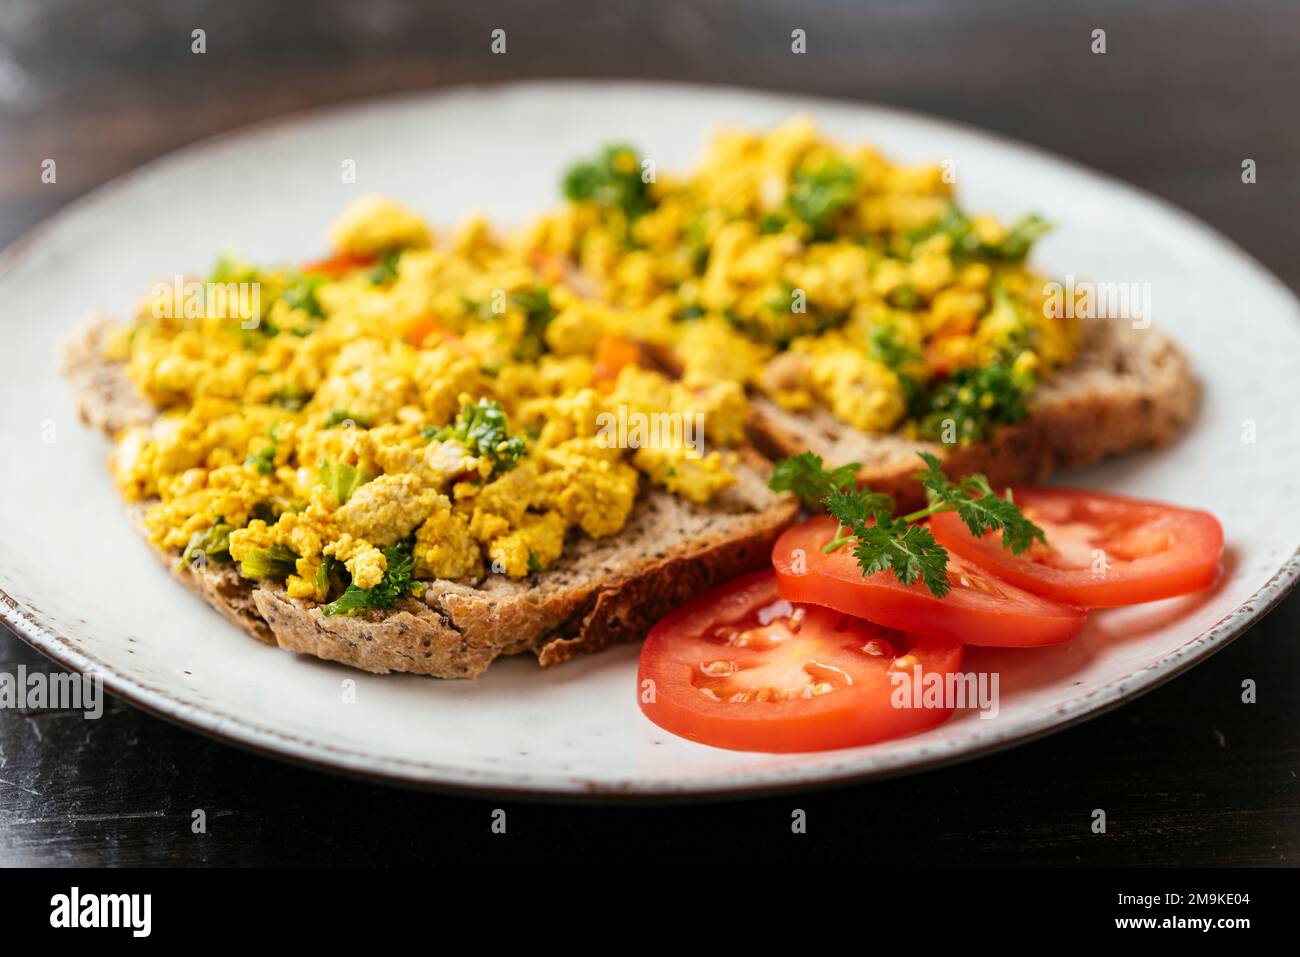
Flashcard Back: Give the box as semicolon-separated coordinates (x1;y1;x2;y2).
772;516;1086;648
637;570;964;752
930;487;1224;607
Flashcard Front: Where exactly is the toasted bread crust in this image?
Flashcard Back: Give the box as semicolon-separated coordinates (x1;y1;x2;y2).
64;318;797;678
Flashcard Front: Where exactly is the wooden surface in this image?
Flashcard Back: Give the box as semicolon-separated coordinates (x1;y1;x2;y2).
1;0;1297;866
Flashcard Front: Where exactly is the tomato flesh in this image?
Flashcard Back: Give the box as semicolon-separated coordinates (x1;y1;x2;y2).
637;570;963;752
772;516;1086;648
930;487;1224;607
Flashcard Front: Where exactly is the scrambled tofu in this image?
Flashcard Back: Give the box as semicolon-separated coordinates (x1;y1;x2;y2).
560;117;1081;442
108;118;1081;614
110;195;746;615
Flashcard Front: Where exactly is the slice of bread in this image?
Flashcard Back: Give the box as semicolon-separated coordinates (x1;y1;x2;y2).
62;317;798;678
743;318;1197;509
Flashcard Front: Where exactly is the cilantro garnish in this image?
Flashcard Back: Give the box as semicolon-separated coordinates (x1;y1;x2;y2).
323;542;422;616
769;451;1045;597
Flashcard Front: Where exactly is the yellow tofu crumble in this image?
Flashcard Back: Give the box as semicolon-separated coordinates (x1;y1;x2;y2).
107;118;1077;613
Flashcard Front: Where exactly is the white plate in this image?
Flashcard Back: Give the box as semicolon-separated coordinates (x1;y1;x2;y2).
2;82;1298;798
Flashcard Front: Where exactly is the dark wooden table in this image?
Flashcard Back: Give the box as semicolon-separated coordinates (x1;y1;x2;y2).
1;0;1296;867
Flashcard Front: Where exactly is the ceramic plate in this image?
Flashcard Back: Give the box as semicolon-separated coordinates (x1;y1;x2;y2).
2;82;1298;797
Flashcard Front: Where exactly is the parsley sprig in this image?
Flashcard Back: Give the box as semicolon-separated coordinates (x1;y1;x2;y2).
768;450;1045;597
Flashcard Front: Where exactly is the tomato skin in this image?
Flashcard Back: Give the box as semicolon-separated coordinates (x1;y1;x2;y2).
637;570;964;753
772;516;1086;648
930;488;1224;607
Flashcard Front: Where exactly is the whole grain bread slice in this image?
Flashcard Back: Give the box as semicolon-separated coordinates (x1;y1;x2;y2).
62;317;798;678
743;318;1198;510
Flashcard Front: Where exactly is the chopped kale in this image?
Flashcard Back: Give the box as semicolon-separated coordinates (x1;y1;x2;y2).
178;522;233;569
510;286;556;361
429;399;527;472
319;459;375;505
562;144;654;220
322;408;370;429
323;541;422;616
913;361;1033;444
788;160;859;236
237;544;298;581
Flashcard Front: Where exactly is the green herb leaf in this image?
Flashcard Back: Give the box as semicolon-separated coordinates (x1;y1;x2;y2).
178;522;233;569
824;488;896;527
915;452;1044;555
991;214;1052;262
770;449;1046;597
237;544;298;581
319;459;375;505
322;408;370;429
323;542;422;616
913;360;1033;444
369;251;401;285
869;324;921;369
789;160;859;235
562;144;653;220
269;387;308;411
851;518;950;596
911;204;1051;263
244;423;282;475
767;452;861;508
429;399;527;472
509;286;556;361
281;273;325;318
316;555;340;597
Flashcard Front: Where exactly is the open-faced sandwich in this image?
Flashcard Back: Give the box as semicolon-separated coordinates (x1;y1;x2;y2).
63;118;1202;688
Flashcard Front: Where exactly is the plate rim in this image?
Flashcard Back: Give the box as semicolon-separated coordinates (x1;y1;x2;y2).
2;78;1298;799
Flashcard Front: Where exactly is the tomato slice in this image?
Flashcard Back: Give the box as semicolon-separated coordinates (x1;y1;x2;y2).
772;516;1086;647
637;570;963;752
930;487;1224;607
